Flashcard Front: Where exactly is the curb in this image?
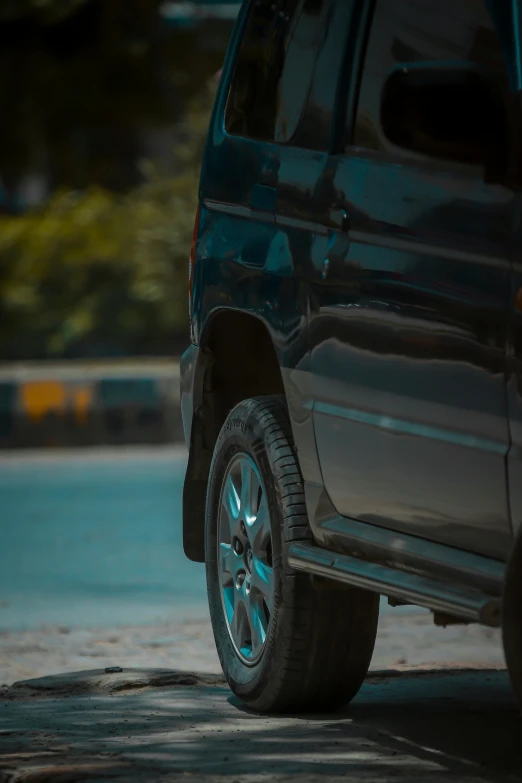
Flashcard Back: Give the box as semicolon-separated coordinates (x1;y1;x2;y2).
9;668;226;697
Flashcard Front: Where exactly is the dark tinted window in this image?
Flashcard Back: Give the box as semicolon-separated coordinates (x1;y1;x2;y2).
296;0;356;150
226;0;331;144
354;0;514;174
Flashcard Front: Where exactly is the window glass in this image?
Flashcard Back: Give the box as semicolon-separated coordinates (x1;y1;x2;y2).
225;0;331;144
296;0;356;150
353;0;513;173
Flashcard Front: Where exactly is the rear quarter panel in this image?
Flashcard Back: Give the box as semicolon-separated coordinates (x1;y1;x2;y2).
190;8;323;487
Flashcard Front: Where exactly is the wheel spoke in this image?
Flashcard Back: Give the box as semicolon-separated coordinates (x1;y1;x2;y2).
251;556;274;614
240;460;257;524
232;592;249;653
248;495;271;555
222;472;241;537
247;600;267;658
231;592;241;639
222;585;235;624
219;543;233;585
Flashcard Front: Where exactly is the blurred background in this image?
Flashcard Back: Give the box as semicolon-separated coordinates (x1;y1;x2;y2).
0;0;242;450
0;0;235;363
0;0;505;685
0;0;241;683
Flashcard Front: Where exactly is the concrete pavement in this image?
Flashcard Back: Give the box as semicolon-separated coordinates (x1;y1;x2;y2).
0;446;205;631
0;447;517;782
0;666;520;782
0;447;506;686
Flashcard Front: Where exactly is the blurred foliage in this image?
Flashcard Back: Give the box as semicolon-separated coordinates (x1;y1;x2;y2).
0;80;215;359
0;0;230;359
0;1;213;193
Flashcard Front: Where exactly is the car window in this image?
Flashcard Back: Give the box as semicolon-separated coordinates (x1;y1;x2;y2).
352;0;514;174
225;0;332;145
294;0;356;151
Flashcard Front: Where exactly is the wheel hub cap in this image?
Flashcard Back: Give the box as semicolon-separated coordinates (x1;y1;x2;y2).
217;453;274;665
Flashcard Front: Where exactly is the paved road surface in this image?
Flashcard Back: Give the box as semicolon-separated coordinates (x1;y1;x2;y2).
0;447;506;685
0;447;206;631
0;447;518;782
1;667;520;782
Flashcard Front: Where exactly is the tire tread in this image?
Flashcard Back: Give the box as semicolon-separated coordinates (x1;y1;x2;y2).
206;394;379;713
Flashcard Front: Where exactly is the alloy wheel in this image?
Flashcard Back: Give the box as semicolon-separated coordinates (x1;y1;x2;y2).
217;452;274;665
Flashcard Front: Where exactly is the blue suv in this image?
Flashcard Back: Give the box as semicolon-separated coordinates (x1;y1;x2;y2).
181;0;522;712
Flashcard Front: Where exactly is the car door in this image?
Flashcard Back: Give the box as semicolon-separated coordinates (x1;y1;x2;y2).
261;0;357;484
309;0;518;559
200;0;357;492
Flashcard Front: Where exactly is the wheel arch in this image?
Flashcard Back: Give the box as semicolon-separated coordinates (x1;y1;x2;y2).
183;309;286;562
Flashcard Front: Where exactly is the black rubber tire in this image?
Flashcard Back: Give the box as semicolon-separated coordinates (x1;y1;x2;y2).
205;395;379;713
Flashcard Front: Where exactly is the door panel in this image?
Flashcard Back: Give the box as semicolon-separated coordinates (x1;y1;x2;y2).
309;0;516;559
268;0;357;486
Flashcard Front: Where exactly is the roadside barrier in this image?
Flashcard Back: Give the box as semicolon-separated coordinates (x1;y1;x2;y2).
0;360;183;448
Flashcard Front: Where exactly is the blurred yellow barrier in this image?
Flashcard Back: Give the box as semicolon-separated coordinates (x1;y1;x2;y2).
20;381;67;421
72;387;92;424
0;361;183;447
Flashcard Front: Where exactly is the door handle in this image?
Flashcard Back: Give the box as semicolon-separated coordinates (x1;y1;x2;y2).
328;206;350;233
322;207;351;280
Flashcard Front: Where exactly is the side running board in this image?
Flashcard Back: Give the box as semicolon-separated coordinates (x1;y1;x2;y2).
287;542;501;627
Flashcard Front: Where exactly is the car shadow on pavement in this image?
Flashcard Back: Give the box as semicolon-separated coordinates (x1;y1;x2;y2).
341;669;521;779
230;668;522;781
1;667;520;782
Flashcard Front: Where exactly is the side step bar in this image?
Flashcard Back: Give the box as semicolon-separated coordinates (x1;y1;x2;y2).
287;542;501;627
318;516;504;595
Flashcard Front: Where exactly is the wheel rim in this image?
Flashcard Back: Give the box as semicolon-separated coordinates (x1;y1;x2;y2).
217;452;274;665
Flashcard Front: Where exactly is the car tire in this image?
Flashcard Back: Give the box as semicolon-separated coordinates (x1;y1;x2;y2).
205;394;379;713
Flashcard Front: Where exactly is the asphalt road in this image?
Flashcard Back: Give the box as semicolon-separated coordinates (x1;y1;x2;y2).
1;447;518;783
2;667;520;783
0;446;207;631
0;446;506;677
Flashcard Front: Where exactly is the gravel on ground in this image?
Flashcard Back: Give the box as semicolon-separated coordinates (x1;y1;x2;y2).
0;607;505;687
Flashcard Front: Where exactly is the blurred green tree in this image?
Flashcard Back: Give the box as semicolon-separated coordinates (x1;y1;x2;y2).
0;79;215;359
0;0;228;359
0;0;221;194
